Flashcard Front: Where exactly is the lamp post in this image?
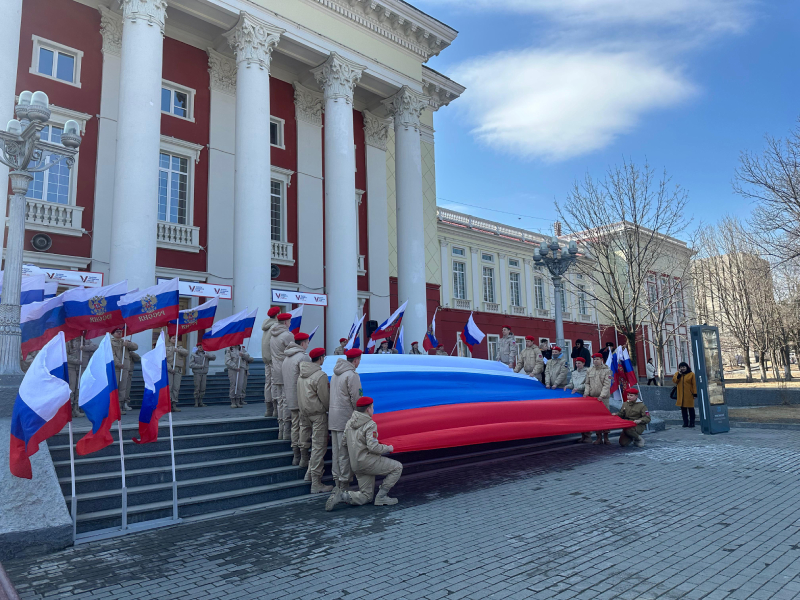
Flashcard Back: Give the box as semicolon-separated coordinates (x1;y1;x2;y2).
0;91;82;376
533;236;579;352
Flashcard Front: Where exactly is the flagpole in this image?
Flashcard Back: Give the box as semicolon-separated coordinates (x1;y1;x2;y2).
68;421;77;542
168;410;178;521
116;418;127;531
119;324;127;384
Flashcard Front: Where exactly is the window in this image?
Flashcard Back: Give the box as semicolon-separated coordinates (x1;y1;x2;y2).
675;283;685;320
26;125;70;205
161;80;195;121
509;272;521;307
667;338;678;371
158;153;189;224
481;253;494;263
508;258;519;268
578;284;587;315
534;277;546;310
680;339;689;364
483;267;495;303
452;261;467;300
270;117;285;148
563;340;572;365
515;336;526;360
271;181;283;241
457;335;472;358
487;335;499;361
661;277;672;315
452;247;465;257
30;36;82;87
647;279;658;306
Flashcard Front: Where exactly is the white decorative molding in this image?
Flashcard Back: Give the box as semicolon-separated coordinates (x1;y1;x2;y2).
383;86;429;132
157;222;201;252
160;135;204;164
271;165;295;187
207;49;237;96
272;240;294;265
362;110;391;151
453;298;471;310
511;305;526;316
357;254;366;276
483;302;501;314
307;0;457;61
1;250;90;270
24;199;85;237
120;0;168;32
356;189;365;205
224;12;284;71
98;6;123;57
422;66;465;110
293;82;323;127
440;239;449;248
311;53;365;105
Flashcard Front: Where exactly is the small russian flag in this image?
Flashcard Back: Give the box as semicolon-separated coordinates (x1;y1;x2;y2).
76;334;121;455
460;313;485;348
201;308;258;351
289;305;303;334
133;332;171;444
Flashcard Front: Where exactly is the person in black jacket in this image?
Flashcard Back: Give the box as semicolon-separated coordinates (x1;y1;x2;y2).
571;339;591;370
600;341;615;363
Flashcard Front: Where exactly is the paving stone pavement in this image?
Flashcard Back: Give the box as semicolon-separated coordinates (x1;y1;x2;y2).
5;427;800;600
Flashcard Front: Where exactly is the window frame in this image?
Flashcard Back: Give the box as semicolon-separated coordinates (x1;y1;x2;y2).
30;36;83;88
508;258;520;268
270;116;285;149
515;336;526;360
534;276;546;310
486;334;499;361
161;79;196;122
509;271;522;307
269;166;294;244
158;136;204;227
481;252;494;263
482;266;495;303
452;260;467;300
577;284;588;315
452;246;466;257
457;335;472;358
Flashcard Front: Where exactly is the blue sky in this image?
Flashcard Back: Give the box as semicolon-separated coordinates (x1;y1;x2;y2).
417;0;800;238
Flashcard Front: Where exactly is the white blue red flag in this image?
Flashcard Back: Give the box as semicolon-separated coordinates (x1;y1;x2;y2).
43;281;58;299
289;305;303;334
168;297;218;337
63;281;127;333
119;278;180;334
460;313;485;348
133;332;171;444
608;345;638;393
345;313;365;351
308;325;319;342
0;272;46;305
371;300;407;341
422;308;439;353
9;332;71;479
201;307;257;351
21;294;79;356
76;334;121;455
365;338;375;354
396;326;405;354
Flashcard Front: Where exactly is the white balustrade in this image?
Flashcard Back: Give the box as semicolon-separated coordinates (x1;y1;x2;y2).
511;305;526;316
536;309;551;318
24;198;84;236
156;221;201;252
271;240;295;265
453;298;471;310
579;314;592;322
483;301;500;313
357;254;366;275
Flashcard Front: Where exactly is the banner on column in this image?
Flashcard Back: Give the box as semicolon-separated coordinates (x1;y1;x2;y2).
23;265;104;288
271;290;327;306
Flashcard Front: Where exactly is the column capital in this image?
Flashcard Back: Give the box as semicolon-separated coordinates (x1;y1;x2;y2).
499;253;507;260
440;239;449;248
471;247;479;255
311;52;365;105
120;0;168;33
224;12;284;71
383;86;429;132
293;82;324;127
362;110;391;151
208;49;237;96
98;6;123;56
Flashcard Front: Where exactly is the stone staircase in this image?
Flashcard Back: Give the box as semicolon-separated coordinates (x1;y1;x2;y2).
47;413;314;535
129;370;267;408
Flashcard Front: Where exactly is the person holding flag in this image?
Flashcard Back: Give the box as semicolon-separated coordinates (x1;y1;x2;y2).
422;309;439;354
225;344;254;408
9;332;72;479
166;335;189;413
297;347;333;494
283;332;311;465
409;341;422;355
189;342;217;407
376;339;397;354
269;313;295;438
395;326;405;354
76;334;122;455
261;306;281;417
334;337;348;356
133;332;172;444
582;353;613;445
436;344;448;356
110;327;137;415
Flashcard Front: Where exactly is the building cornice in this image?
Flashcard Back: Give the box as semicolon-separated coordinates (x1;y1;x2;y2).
422;66;465;110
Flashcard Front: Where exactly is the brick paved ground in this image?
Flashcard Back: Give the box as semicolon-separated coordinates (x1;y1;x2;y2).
5;427;800;600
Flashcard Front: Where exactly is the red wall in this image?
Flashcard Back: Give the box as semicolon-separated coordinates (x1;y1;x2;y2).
14;0;102;259
354;110;368;292
270;77;298;284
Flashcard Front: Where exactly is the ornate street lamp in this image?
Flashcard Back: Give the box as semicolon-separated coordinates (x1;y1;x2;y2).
0;91;82;376
533;236;579;352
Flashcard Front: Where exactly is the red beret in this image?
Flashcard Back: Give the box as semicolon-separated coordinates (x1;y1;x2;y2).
309;348;325;360
339;337;348;343
356;396;374;407
626;388;640;396
345;348;362;358
592;353;603;359
502;325;512;331
552;346;562;352
575;357;585;363
277;313;292;321
267;307;281;317
294;332;309;342
411;341;418;345
525;336;535;341
437;344;443;348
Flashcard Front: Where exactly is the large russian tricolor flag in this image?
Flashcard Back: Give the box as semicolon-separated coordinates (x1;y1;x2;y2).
460;313;485;348
76;334;121;455
133;332;171;444
167;297;218;337
370;300;407;341
289;305;303;334
119;278;180;334
21;294;80;356
9;332;72;479
201;307;258;351
63;281;127;333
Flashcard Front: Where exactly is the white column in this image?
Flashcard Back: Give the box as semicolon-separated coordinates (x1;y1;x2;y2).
293;82;325;350
0;0;22;196
363;110;391;324
224;13;284;358
524;259;535;317
109;0;168;352
311;53;364;352
470;247;481;310
383;86;430;341
91;7;123;280
206;49;237;325
439;240;450;307
498;253;508;314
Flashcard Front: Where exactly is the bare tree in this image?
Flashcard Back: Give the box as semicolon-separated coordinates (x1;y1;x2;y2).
557;160;691;374
734;120;800;262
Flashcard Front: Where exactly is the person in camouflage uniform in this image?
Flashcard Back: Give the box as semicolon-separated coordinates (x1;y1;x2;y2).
514;336;544;379
496;326;517;368
617;388;651;447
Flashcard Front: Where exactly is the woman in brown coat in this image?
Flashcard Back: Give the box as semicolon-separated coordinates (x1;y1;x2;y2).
673;361;697;428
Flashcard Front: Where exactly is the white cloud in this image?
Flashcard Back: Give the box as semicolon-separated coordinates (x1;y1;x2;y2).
452;49;696;162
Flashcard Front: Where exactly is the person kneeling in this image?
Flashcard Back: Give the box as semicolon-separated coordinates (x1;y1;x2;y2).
326;396;403;511
617;388;651;448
